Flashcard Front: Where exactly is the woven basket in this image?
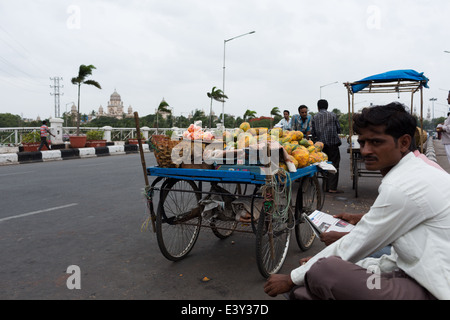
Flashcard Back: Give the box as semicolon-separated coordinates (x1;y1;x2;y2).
150;135;181;168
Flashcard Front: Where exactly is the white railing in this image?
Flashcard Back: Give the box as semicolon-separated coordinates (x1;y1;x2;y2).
0;127;181;146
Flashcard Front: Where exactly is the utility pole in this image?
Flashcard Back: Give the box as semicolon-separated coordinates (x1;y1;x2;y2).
50;77;64;118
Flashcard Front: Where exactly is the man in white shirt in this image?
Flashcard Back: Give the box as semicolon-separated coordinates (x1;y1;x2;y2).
264;102;450;300
274;110;291;131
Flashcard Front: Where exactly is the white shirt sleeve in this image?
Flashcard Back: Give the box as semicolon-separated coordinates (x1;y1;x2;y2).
290;182;430;285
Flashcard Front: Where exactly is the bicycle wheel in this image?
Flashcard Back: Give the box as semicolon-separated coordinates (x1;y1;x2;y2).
255;200;293;278
156;179;202;261
294;176;321;251
209;182;240;239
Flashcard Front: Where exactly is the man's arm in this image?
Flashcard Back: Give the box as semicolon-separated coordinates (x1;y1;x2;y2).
289;183;429;286
264;274;295;297
46;128;55;137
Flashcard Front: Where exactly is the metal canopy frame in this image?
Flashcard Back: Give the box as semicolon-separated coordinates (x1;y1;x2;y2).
344;76;428;183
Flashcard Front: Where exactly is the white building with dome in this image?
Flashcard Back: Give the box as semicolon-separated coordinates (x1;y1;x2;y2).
97;89;133;120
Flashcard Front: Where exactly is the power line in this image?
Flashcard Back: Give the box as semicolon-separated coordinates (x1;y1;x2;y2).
0;23;50;76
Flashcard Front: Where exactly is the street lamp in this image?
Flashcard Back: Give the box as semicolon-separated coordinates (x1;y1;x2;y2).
430;98;437;120
320;81;338;99
222;30;256;127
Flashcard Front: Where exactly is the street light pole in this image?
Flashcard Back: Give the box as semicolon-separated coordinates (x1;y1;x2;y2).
222;30;256;127
430;98;437;120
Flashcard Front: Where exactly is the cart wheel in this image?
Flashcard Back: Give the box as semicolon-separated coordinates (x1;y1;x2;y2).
255;201;293;278
294;176;321;251
209;183;240;239
156;179;202;261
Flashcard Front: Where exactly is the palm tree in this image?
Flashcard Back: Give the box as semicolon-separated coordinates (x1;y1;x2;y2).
156;98;170;132
207;86;228;128
243;109;257;122
270;107;281;128
71;65;101;135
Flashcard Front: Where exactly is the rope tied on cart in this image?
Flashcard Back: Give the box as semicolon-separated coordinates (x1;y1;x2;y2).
261;168;293;225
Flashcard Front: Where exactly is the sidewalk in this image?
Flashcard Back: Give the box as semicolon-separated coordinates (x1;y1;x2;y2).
433;139;450;174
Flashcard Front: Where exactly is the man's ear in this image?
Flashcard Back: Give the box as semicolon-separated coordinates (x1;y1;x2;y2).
399;134;412;153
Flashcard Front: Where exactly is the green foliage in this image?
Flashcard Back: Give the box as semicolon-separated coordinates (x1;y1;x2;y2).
71;64;102;135
86;130;104;140
0;113;21;127
22;131;40;143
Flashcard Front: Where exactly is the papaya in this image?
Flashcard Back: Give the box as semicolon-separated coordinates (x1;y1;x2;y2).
270;127;283;138
314;141;324;152
307;146;316;153
299;139;310;147
292;147;310;168
247;128;257;136
283;144;294;155
239;122;251;132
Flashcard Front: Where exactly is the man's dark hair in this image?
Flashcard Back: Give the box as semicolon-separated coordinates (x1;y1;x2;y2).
298;105;308;112
317;99;328;110
42;120;47;125
353;102;417;142
283;110;290;115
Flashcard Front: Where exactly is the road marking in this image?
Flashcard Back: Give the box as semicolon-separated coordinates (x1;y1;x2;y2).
0;203;79;223
78;162;107;167
0;171;35;177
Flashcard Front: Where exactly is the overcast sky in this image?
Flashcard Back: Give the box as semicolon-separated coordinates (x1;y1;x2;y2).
1;0;450;122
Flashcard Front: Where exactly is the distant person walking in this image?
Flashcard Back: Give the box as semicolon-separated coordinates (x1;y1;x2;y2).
436;91;450;164
311;99;342;193
38;120;55;151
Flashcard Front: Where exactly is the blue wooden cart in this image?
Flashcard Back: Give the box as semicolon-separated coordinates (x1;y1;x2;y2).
145;165;324;278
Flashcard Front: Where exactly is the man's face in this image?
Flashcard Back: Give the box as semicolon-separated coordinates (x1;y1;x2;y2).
357;125;410;175
284;111;289;119
299;108;308;119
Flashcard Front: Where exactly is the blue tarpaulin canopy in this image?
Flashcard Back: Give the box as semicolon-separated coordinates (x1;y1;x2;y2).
349;69;429;94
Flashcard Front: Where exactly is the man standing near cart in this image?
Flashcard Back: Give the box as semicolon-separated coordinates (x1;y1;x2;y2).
311;99;342;193
291;105;312;137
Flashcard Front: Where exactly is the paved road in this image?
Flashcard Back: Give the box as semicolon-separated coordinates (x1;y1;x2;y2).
0;141;381;300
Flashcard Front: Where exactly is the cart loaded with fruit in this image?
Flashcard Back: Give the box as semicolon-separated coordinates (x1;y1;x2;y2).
137;115;335;278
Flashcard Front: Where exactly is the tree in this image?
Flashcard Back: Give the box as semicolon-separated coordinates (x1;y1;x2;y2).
156;98;170;132
71;65;102;135
0;113;21;127
243;109;257;122
270;107;281;128
207;86;228;129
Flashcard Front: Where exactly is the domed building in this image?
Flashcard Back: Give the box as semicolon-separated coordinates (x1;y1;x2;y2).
96;89;133;120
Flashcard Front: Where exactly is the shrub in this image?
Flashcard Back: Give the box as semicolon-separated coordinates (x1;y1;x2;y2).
86;130;104;140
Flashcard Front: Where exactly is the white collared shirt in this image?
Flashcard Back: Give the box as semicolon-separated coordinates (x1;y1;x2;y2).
291;152;450;299
274;118;291;130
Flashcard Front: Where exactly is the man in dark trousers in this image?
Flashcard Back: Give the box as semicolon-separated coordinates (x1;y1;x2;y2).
38;120;55;151
311;99;342;193
264;103;450;300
